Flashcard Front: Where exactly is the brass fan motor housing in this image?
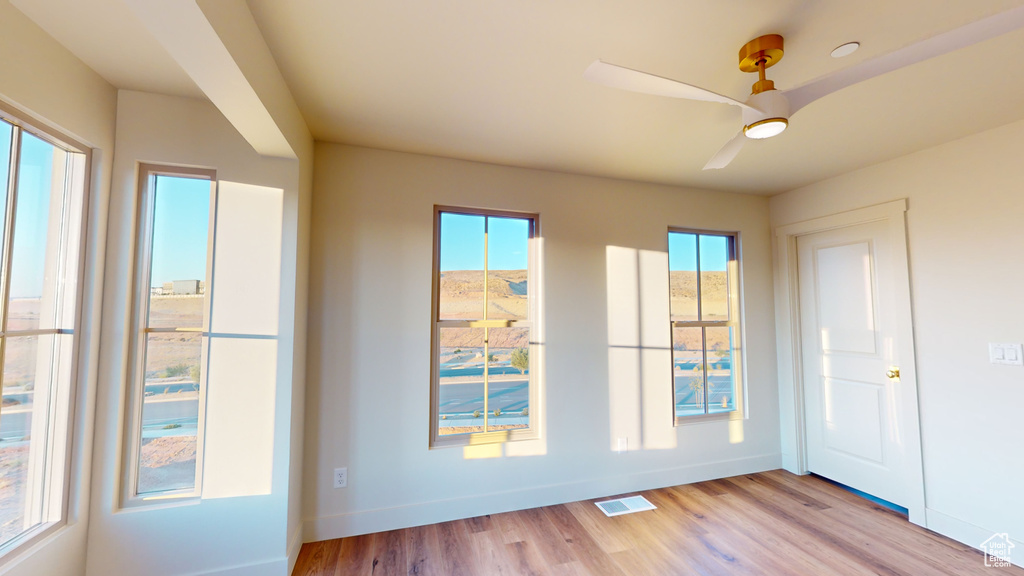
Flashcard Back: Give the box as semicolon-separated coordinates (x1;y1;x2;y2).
738;34;785;72
739;34;785;94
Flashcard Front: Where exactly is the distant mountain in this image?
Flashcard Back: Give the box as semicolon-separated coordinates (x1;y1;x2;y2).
437;269;732;352
439;270;528;321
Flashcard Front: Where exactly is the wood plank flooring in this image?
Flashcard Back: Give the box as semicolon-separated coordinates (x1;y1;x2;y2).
293;470;1021;575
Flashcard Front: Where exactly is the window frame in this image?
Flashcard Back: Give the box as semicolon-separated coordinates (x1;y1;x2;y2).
429;205;540;449
121;163;217;506
667;227;745;425
0;99;91;560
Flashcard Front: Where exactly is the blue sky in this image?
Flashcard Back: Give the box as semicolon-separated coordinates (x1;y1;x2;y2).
149;175;211;286
0;126;211;296
439;212;529;271
669;232;729;272
9;131;55;298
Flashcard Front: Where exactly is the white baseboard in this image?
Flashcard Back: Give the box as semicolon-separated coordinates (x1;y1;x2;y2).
925;508;1023;568
304;452;781;542
287;525;303;575
184;557;286;576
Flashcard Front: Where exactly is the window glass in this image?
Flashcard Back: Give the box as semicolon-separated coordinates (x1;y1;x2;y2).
669;230;740;420
146;175;210;329
137;333;202;494
672;326;705;416
433;210;536;444
438;213;484;320
487;326;530;431
486;217;529;320
0;335;52;545
0;118;86;552
8;133;62;332
669;232;698;322
129;170;214;497
699;235;729;321
438;327;485;436
705;326;735;414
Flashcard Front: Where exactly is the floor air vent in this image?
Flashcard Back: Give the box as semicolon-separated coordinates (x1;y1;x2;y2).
595;495;657;517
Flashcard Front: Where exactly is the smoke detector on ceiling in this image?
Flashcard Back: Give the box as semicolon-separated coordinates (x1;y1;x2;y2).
831;42;860;58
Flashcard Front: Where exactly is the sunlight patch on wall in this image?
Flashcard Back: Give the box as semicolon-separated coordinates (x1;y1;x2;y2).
203;338;277;497
463;443;503;459
605;246;676;452
201;180;283;499
729;415;745;444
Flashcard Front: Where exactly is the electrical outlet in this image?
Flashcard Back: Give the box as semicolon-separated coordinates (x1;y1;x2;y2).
333;467;348;488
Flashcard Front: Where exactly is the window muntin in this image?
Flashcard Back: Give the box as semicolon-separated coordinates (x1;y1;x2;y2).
431;208;537;446
127;166;215;499
0;111;88;554
669;230;741;420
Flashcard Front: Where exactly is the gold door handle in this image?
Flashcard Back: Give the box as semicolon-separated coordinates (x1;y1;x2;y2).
886;368;900;379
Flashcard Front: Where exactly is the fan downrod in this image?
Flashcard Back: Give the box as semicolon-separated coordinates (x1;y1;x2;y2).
739;34;784;94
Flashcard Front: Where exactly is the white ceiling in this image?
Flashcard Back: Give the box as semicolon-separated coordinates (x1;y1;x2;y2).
14;0;1024;194
11;0;202;99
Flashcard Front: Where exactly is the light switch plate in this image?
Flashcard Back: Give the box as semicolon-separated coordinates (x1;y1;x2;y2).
989;343;1024;366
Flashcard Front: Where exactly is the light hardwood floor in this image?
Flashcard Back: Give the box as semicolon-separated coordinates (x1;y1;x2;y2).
294;470;1021;575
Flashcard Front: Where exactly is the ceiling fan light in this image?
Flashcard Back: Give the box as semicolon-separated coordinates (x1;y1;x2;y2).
744;118;788;139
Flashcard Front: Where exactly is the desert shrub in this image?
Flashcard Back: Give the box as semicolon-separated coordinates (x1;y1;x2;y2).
160;363;191;378
510;347;528;374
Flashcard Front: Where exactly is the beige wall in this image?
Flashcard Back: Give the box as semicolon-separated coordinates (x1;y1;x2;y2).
304;143;780;539
86;90;303;576
0;1;116;575
770;118;1024;554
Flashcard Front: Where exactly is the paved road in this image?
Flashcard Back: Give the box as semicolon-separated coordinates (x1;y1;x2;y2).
1;396;200;440
439;365;525;378
0;409;30;440
439;378;529;414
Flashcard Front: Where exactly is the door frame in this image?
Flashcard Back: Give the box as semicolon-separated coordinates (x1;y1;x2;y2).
772;199;927;526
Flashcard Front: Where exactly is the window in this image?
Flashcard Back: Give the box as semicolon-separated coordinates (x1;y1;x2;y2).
430;207;538;447
668;230;742;421
125;165;215;499
0;107;88;553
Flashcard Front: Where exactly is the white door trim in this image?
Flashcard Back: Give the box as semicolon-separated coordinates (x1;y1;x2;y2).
772;199;927;526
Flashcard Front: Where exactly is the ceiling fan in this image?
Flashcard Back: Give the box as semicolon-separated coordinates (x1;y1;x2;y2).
584;7;1024;170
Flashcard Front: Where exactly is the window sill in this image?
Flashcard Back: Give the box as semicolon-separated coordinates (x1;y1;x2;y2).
430;427;539;449
119;489;202;512
674;411;742;427
0;520;64;570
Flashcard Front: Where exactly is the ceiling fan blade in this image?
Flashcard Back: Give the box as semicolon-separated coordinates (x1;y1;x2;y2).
585;60;755;110
785;4;1024;115
703;130;746;170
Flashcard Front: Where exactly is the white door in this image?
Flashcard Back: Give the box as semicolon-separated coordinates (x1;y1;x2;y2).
797;220;911;506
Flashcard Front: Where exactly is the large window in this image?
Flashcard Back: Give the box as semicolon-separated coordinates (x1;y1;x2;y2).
125;165;215;499
430;207;538;447
0;108;88;553
668;230;742;421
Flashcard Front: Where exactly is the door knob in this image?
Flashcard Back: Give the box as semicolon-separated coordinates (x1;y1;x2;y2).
886;368;900;379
